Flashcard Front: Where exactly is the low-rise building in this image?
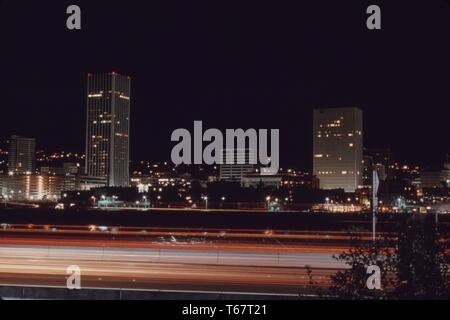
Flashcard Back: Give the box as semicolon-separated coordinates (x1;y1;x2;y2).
0;173;76;201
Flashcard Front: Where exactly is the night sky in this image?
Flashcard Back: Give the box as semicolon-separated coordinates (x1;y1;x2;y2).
0;0;449;169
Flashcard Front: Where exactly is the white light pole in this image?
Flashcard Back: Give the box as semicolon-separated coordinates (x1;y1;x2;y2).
101;195;106;208
372;209;376;242
91;196;96;207
372;170;380;242
204;196;208;210
435;211;439;232
143;195;149;208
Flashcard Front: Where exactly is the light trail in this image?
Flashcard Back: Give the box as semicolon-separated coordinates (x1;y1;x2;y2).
0;245;340;294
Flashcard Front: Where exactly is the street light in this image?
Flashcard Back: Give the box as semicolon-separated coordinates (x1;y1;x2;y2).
203;196;208;210
91;196;97;207
435;210;439;227
8;190;15;202
142;195;149;208
100;195;106;208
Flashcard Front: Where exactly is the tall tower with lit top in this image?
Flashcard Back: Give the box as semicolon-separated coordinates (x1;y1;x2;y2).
85;72;130;187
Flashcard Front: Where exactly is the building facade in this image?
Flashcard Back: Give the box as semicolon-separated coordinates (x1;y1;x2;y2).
0;174;76;201
313;107;363;192
219;148;255;184
420;160;450;189
7;135;36;174
85;72;130;187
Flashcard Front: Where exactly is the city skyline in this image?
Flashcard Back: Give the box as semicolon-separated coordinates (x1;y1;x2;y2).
0;1;449;303
0;71;448;174
1;1;450;169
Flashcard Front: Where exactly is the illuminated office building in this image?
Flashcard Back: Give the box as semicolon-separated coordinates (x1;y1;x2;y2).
85;72;130;187
313;107;363;192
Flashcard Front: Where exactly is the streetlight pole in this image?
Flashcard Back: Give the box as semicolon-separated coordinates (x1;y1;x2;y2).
435;211;439;234
372;170;380;243
372;210;376;242
143;196;149;208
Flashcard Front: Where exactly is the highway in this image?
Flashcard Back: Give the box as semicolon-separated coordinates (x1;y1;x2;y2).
0;244;343;294
3;211;442;296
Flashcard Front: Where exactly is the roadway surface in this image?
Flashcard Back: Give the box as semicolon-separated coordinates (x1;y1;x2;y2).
0;244;342;294
0;225;351;295
1;210;447;296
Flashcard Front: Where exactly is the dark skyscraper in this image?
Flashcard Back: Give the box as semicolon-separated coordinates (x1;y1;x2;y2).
7;135;36;174
85;72;130;187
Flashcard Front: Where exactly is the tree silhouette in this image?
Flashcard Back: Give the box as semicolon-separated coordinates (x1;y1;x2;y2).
329;233;396;299
330;214;450;299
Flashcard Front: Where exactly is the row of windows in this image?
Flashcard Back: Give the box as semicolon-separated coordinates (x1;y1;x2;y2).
316;132;362;138
318;171;361;175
